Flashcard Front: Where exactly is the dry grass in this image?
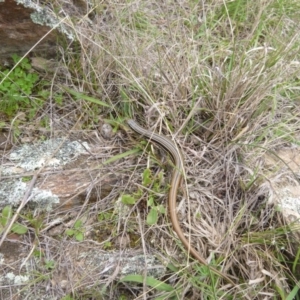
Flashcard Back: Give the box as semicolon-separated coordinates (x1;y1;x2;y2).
2;0;300;299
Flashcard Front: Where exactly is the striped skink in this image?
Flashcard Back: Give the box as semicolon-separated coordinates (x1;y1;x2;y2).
127;119;235;285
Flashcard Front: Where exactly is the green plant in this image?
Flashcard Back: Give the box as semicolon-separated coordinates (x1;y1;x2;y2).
65;219;84;241
143;168;166;225
103;241;112;250
98;211;114;222
0;205;28;235
0;54;39;116
44;259;55;270
121;168;166;225
24;212;45;235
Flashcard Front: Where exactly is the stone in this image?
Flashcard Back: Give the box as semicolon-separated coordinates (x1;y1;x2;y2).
0;0;74;65
0;138;118;211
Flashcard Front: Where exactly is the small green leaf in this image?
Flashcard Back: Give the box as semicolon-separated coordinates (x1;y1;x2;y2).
65;229;75;236
11;223;28;234
2;206;12;219
146;208;158;225
2;81;11;89
33;249;44;257
156;204;166;214
121;194;136;205
196;212;201;219
14;67;22;75
22;176;32;182
103;241;112;249
98;211;112;221
75;232;84;241
12;54;19;63
121;275;174;292
1;206;12;226
45;260;55;270
142;168;152;186
147;195;154;207
74;220;83;229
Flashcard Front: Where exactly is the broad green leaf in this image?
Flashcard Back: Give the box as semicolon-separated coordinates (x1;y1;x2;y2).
121;194;136;205
75;232;84;242
147;196;154;207
146;208;158;225
11;223;28;234
121;275;174;292
74;220;83;229
2;206;12;219
1;206;12;226
65;229;75;236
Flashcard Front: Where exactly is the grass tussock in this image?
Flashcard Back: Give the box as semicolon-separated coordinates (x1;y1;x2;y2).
2;0;300;299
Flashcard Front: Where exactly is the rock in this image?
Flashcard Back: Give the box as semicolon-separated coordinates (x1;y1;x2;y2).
0;138;119;211
0;0;75;65
265;147;300;223
0;242;166;297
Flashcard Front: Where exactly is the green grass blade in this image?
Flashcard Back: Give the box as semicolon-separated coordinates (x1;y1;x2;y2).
102;148;140;165
62;86;111;107
286;282;300;300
